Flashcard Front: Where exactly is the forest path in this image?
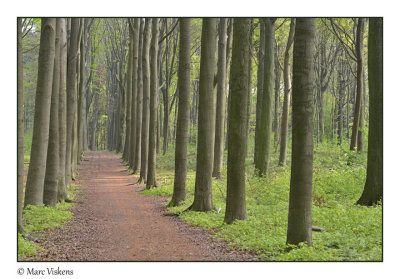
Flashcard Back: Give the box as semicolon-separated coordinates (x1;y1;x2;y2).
34;151;255;261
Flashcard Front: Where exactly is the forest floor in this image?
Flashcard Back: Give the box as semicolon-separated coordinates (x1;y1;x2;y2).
23;151;256;261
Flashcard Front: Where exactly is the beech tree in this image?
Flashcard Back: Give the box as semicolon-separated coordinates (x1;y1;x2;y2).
169;18;191;206
138;18;151;183
255;18;275;176
188;18;217;212
43;19;61;206
286;18;316;246
224;18;251;224
357;18;383;206
24;18;56;207
146;18;159;189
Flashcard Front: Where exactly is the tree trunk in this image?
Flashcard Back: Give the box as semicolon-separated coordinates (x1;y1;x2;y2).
189;18;217;212
357;18;382;205
17;18;24;231
24;18;56;207
146;18;159;189
123;26;133;162
169;18;191;206
254;18;265;165
212;18;228;178
78;20;87;160
134;18;144;173
138;18;152;183
65;18;80;186
163;19;170;155
255;18;275;176
350;18;365;151
58;18;68;202
129;19;140;169
278;18;295;166
273;47;281;145
286;18;316;246
43;19;61;206
224;18;251;224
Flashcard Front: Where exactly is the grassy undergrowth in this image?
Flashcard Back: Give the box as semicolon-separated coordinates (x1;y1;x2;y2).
143;140;382;261
18;184;79;260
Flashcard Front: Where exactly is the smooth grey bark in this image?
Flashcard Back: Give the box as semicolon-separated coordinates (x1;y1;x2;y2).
58;18;68;202
146;18;159;189
169;18;191;206
65;18;80;187
138;18;152;183
24;18;56;207
255;18;275;176
133;18;144;173
224;19;233;151
278;18;295;166
17;18;24;231
350;18;365;151
78;21;87;160
212;18;227;178
188;18;217;212
224;18;251;224
123;26;133;162
357;18;382;205
129;19;140;169
43;19;61;206
357;70;366;152
254;18;265;165
286;18;316;246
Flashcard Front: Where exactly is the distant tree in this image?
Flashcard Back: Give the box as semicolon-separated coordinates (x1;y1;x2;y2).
212;18;228;178
78;20;88;160
254;18;265;165
43;19;61;206
357;18;383;206
278;18;295;166
188;18;217;212
146;18;159;189
24;18;56;207
286;18;316;246
17;18;24;232
255;18;275;176
138;18;152;183
169;18;191;206
224;18;251;224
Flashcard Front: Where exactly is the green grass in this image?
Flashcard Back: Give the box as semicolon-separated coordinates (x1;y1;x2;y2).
18;184;79;260
145;138;382;261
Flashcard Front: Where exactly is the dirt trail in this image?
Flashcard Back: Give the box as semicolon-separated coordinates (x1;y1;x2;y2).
29;151;255;261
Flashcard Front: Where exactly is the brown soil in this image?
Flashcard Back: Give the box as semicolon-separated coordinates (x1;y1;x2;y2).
24;151;256;261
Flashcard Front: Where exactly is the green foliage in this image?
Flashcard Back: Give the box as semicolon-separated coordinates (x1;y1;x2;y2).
18;233;42;260
148;141;381;261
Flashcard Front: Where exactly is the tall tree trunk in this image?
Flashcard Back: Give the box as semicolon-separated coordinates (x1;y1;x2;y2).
58;18;68;202
43;19;61;206
169;18;191;206
212;18;227;178
254;18;265;165
255;18;275;176
350;18;365;151
224;19;233;151
357;18;382;205
123;26;133;161
286;18;316;246
273;48;281;145
129;19;140;169
357;70;366;152
24;18;56;207
138;18;152;183
224;18;251;224
146;18;159;189
134;18;144;173
78;20;87;160
163;19;170;155
17;18;24;232
188;18;217;212
65;18;80;186
278;18;295;166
